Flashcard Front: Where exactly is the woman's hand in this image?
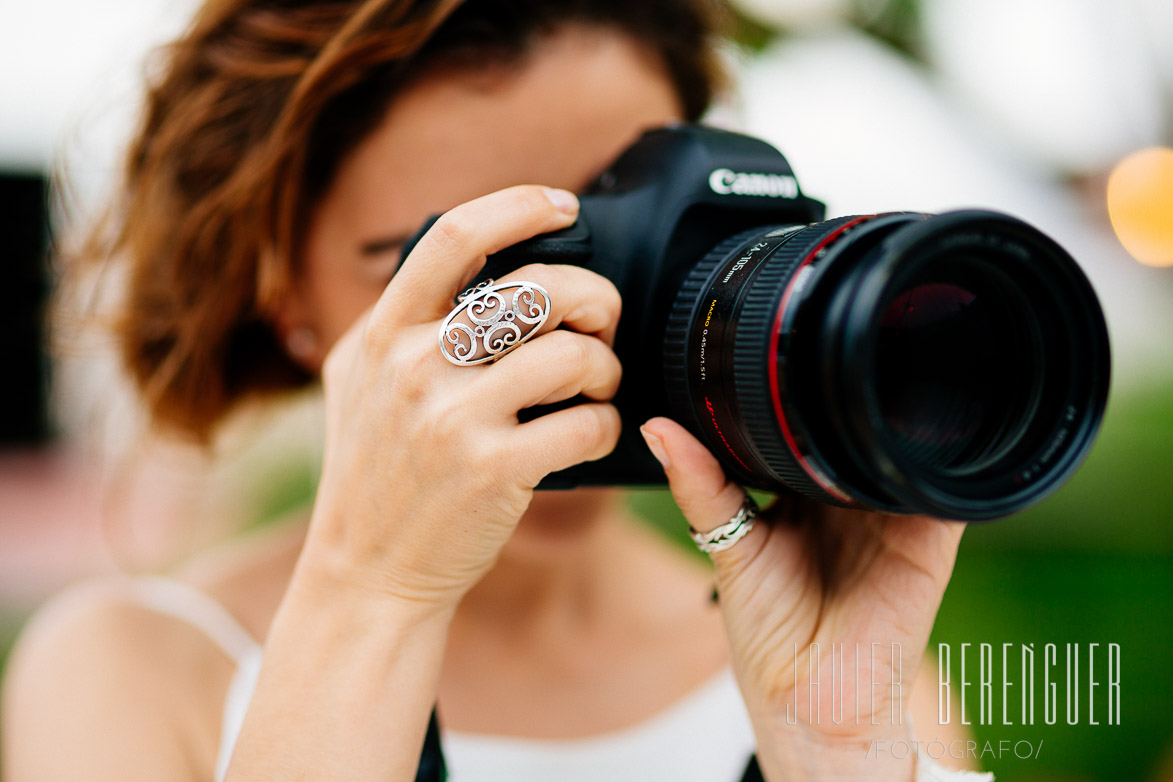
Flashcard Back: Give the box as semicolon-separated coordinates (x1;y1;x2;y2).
300;184;623;615
640;417;965;782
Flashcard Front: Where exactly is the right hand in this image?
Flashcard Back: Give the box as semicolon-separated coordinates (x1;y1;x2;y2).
298;185;623;614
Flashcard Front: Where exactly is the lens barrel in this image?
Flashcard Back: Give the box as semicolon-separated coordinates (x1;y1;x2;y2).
662;211;1110;521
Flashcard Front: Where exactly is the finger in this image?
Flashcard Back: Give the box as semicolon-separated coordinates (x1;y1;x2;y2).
497;264;622;346
639;416;767;565
511;402;623;484
479;330;622;414
375;185;579;328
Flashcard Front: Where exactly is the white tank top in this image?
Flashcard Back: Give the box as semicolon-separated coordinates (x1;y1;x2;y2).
130;578;758;782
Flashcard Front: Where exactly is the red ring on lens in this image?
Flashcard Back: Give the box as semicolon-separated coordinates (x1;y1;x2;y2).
766;216;873;504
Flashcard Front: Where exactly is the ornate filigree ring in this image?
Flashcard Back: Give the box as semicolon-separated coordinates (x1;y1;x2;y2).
438;279;552;366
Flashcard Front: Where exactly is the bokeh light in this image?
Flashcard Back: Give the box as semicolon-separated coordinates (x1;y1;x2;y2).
1107;147;1173;267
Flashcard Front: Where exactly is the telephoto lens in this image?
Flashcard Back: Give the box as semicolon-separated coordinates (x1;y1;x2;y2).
663;210;1111;521
404;125;1110;520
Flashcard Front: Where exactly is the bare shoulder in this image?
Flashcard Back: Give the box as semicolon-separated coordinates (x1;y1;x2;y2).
2;520;306;782
177;517;307;642
1;578;228;781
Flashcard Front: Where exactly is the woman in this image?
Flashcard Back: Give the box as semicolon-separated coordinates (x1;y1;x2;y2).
2;0;984;779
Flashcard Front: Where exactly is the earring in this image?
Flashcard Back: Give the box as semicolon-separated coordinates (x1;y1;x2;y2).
285;326;318;361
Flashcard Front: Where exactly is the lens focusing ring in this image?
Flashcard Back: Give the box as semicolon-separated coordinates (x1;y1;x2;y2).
730;217;871;506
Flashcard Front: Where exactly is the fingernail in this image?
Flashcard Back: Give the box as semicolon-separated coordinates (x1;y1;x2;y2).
543;187;579;214
640;426;672;470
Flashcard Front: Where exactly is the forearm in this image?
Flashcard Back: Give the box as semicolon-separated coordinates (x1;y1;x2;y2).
223;566;453;781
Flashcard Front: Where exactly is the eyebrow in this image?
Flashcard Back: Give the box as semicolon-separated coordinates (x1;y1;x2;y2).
359;233;411;257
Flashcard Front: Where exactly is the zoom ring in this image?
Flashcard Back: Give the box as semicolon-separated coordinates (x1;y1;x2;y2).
663;229;771;484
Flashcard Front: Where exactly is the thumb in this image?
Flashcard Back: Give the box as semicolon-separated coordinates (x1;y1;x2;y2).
639;417;765;563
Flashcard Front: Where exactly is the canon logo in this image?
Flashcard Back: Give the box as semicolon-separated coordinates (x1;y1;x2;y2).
708;168;799;199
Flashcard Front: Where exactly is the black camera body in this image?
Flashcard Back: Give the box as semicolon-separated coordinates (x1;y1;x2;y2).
409;125;1110;521
487;125;828;486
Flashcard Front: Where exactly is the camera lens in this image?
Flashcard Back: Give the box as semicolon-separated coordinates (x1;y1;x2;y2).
873;261;1036;476
662;211;1110;521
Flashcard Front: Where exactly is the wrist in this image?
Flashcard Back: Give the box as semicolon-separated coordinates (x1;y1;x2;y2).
750;716;915;782
297;495;471;621
288;537;461;631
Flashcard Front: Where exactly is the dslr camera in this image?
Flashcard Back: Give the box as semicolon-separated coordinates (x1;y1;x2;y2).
408;125;1110;521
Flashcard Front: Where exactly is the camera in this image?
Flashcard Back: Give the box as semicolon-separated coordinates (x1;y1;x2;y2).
406;125;1110;521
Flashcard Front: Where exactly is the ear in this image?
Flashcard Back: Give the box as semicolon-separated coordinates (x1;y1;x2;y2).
270;293;323;373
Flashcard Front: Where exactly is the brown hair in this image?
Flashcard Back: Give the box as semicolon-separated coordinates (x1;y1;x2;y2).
74;0;727;441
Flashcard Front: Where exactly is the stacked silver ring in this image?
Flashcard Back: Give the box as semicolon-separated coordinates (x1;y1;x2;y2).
689;494;759;554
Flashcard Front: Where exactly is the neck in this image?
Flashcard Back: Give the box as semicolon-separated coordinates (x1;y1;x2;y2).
454;488;630;636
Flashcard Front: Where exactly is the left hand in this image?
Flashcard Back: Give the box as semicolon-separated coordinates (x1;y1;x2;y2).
640;417;966;782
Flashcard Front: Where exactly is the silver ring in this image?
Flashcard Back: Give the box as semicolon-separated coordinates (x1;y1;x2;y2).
438;279;552;366
689;493;759;554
